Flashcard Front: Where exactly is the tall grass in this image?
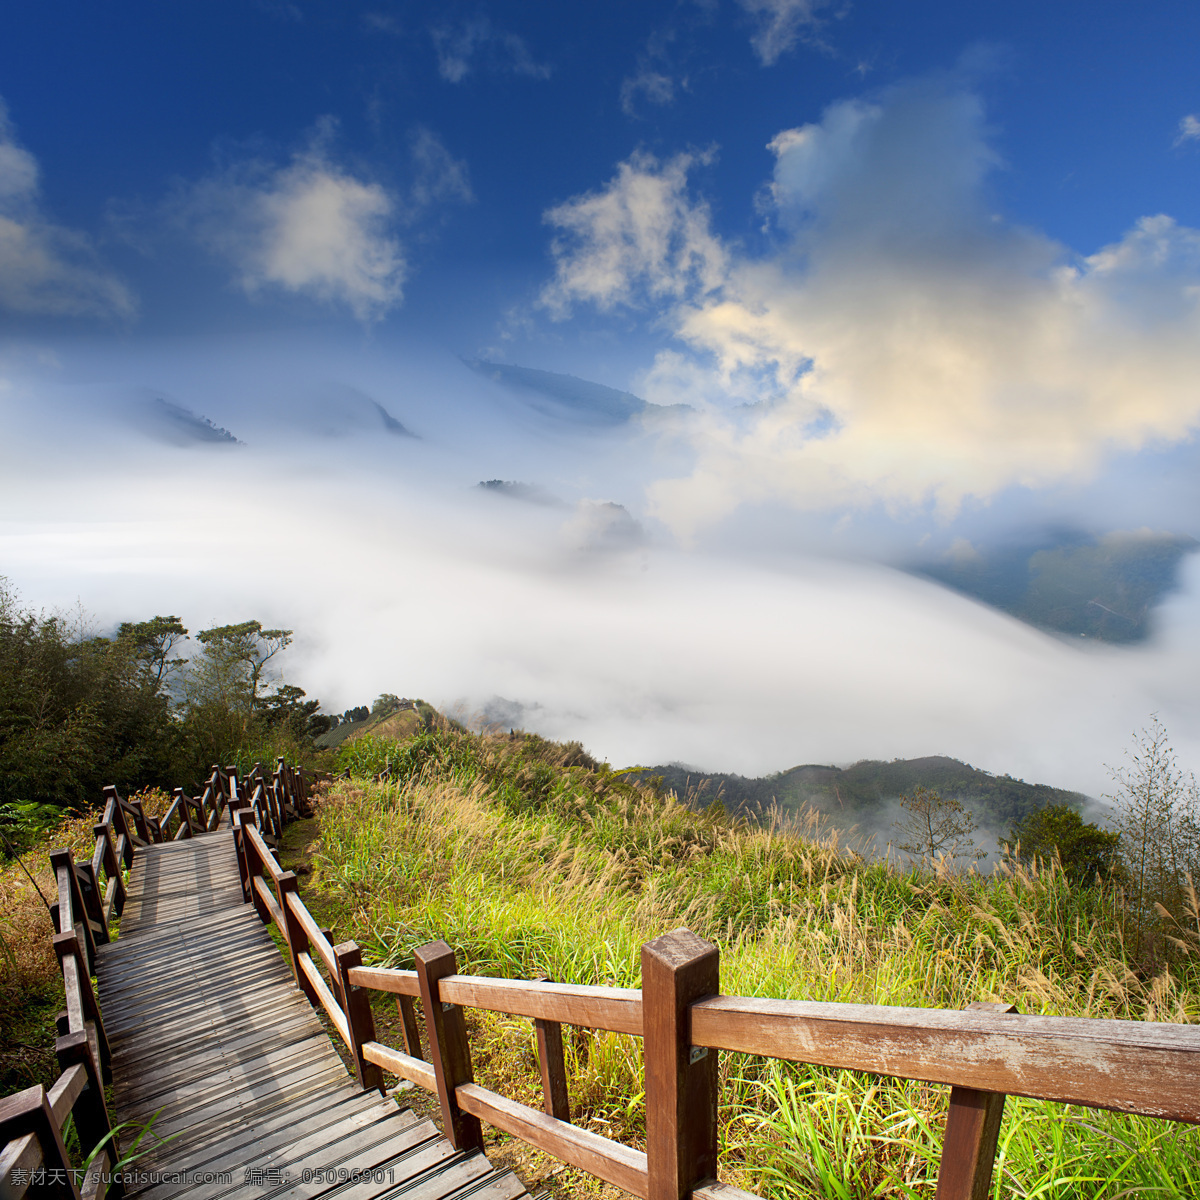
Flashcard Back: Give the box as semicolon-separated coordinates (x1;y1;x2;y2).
311;727;1200;1197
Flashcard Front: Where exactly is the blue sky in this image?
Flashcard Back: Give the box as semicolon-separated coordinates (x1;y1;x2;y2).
3;1;1200;797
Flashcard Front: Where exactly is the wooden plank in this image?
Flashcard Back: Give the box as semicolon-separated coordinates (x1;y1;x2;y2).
46;1062;87;1128
272;1138;460;1200
123;1054;352;1140
445;1174;530;1200
287;891;340;978
104;969;306;1037
300;953;351;1047
102;943;292;1004
141;1109;435;1200
0;1131;43;1194
137;1093;415;1189
98;918;268;970
107;987;318;1060
689;997;1200;1123
457;1083;648;1197
642;929;719;1200
117;1032;346;1125
694;1181;759;1200
434;974;643;1034
128;1060;353;1162
362;1041;437;1092
102;954;294;1018
246;1119;448;1200
348;965;420;998
323;1147;485;1200
112;1015;334;1105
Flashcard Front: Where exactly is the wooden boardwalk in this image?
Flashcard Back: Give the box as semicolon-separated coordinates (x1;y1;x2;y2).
96;831;530;1200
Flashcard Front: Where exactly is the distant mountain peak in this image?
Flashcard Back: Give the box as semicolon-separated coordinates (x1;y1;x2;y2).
463;358;689;424
151;397;241;446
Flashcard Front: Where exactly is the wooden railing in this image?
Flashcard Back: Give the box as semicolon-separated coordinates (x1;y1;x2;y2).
8;763;1200;1200
0;759;310;1200
228;800;1200;1200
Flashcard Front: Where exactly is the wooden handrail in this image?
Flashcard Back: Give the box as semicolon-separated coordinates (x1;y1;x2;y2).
0;1047;117;1200
299;952;352;1046
361;1041;436;1091
286;890;340;979
689;996;1200;1124
456;1083;649;1197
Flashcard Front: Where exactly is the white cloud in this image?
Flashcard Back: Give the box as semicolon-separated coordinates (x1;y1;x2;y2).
408;127;473;210
541;76;1200;537
5;340;1200;803
737;0;831;66
180;122;407;321
620;69;676;117
619;26;681;118
0;100;135;319
1174;114;1200;147
540;150;727;317
430;18;551;84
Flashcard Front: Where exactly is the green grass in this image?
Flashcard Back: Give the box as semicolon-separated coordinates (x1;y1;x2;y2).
309;726;1200;1198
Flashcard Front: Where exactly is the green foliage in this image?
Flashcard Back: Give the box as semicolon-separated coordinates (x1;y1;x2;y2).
1006;804;1120;885
0;579;333;803
310;735;1200;1196
892;785;985;865
0;581;180;808
1106;716;1200;966
650;754;1087;839
0;802;65;855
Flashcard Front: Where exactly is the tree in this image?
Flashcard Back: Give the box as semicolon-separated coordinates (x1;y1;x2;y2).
1004;804;1119;885
262;683;321;739
0;581;179;812
1106;715;1200;961
115;616;188;695
189;622;293;714
892;786;986;867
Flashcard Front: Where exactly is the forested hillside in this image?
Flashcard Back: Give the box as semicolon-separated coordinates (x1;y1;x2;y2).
647;754;1090;842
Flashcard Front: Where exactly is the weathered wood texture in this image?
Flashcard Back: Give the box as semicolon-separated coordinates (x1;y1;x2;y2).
642;930;719;1200
688;995;1200;1124
91;832;529;1200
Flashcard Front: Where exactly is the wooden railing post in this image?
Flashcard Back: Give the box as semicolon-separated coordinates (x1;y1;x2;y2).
642;928;720;1200
93;823;126;917
935;1001;1019;1200
52;931;111;1083
0;1085;83;1200
276;872;318;1006
534;976;571;1122
55;1030;122;1197
50;850;97;975
232;808;252;902
103;786;135;867
334;941;384;1093
397;994;423;1061
414;940;484;1153
73;859;109;946
176;786;197;837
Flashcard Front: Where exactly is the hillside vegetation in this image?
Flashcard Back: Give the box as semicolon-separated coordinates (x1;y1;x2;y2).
645;755;1089;846
309;726;1200;1199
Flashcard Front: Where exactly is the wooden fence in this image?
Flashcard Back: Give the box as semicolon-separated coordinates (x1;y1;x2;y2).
6;765;1200;1200
0;761;309;1200
229;794;1200;1200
